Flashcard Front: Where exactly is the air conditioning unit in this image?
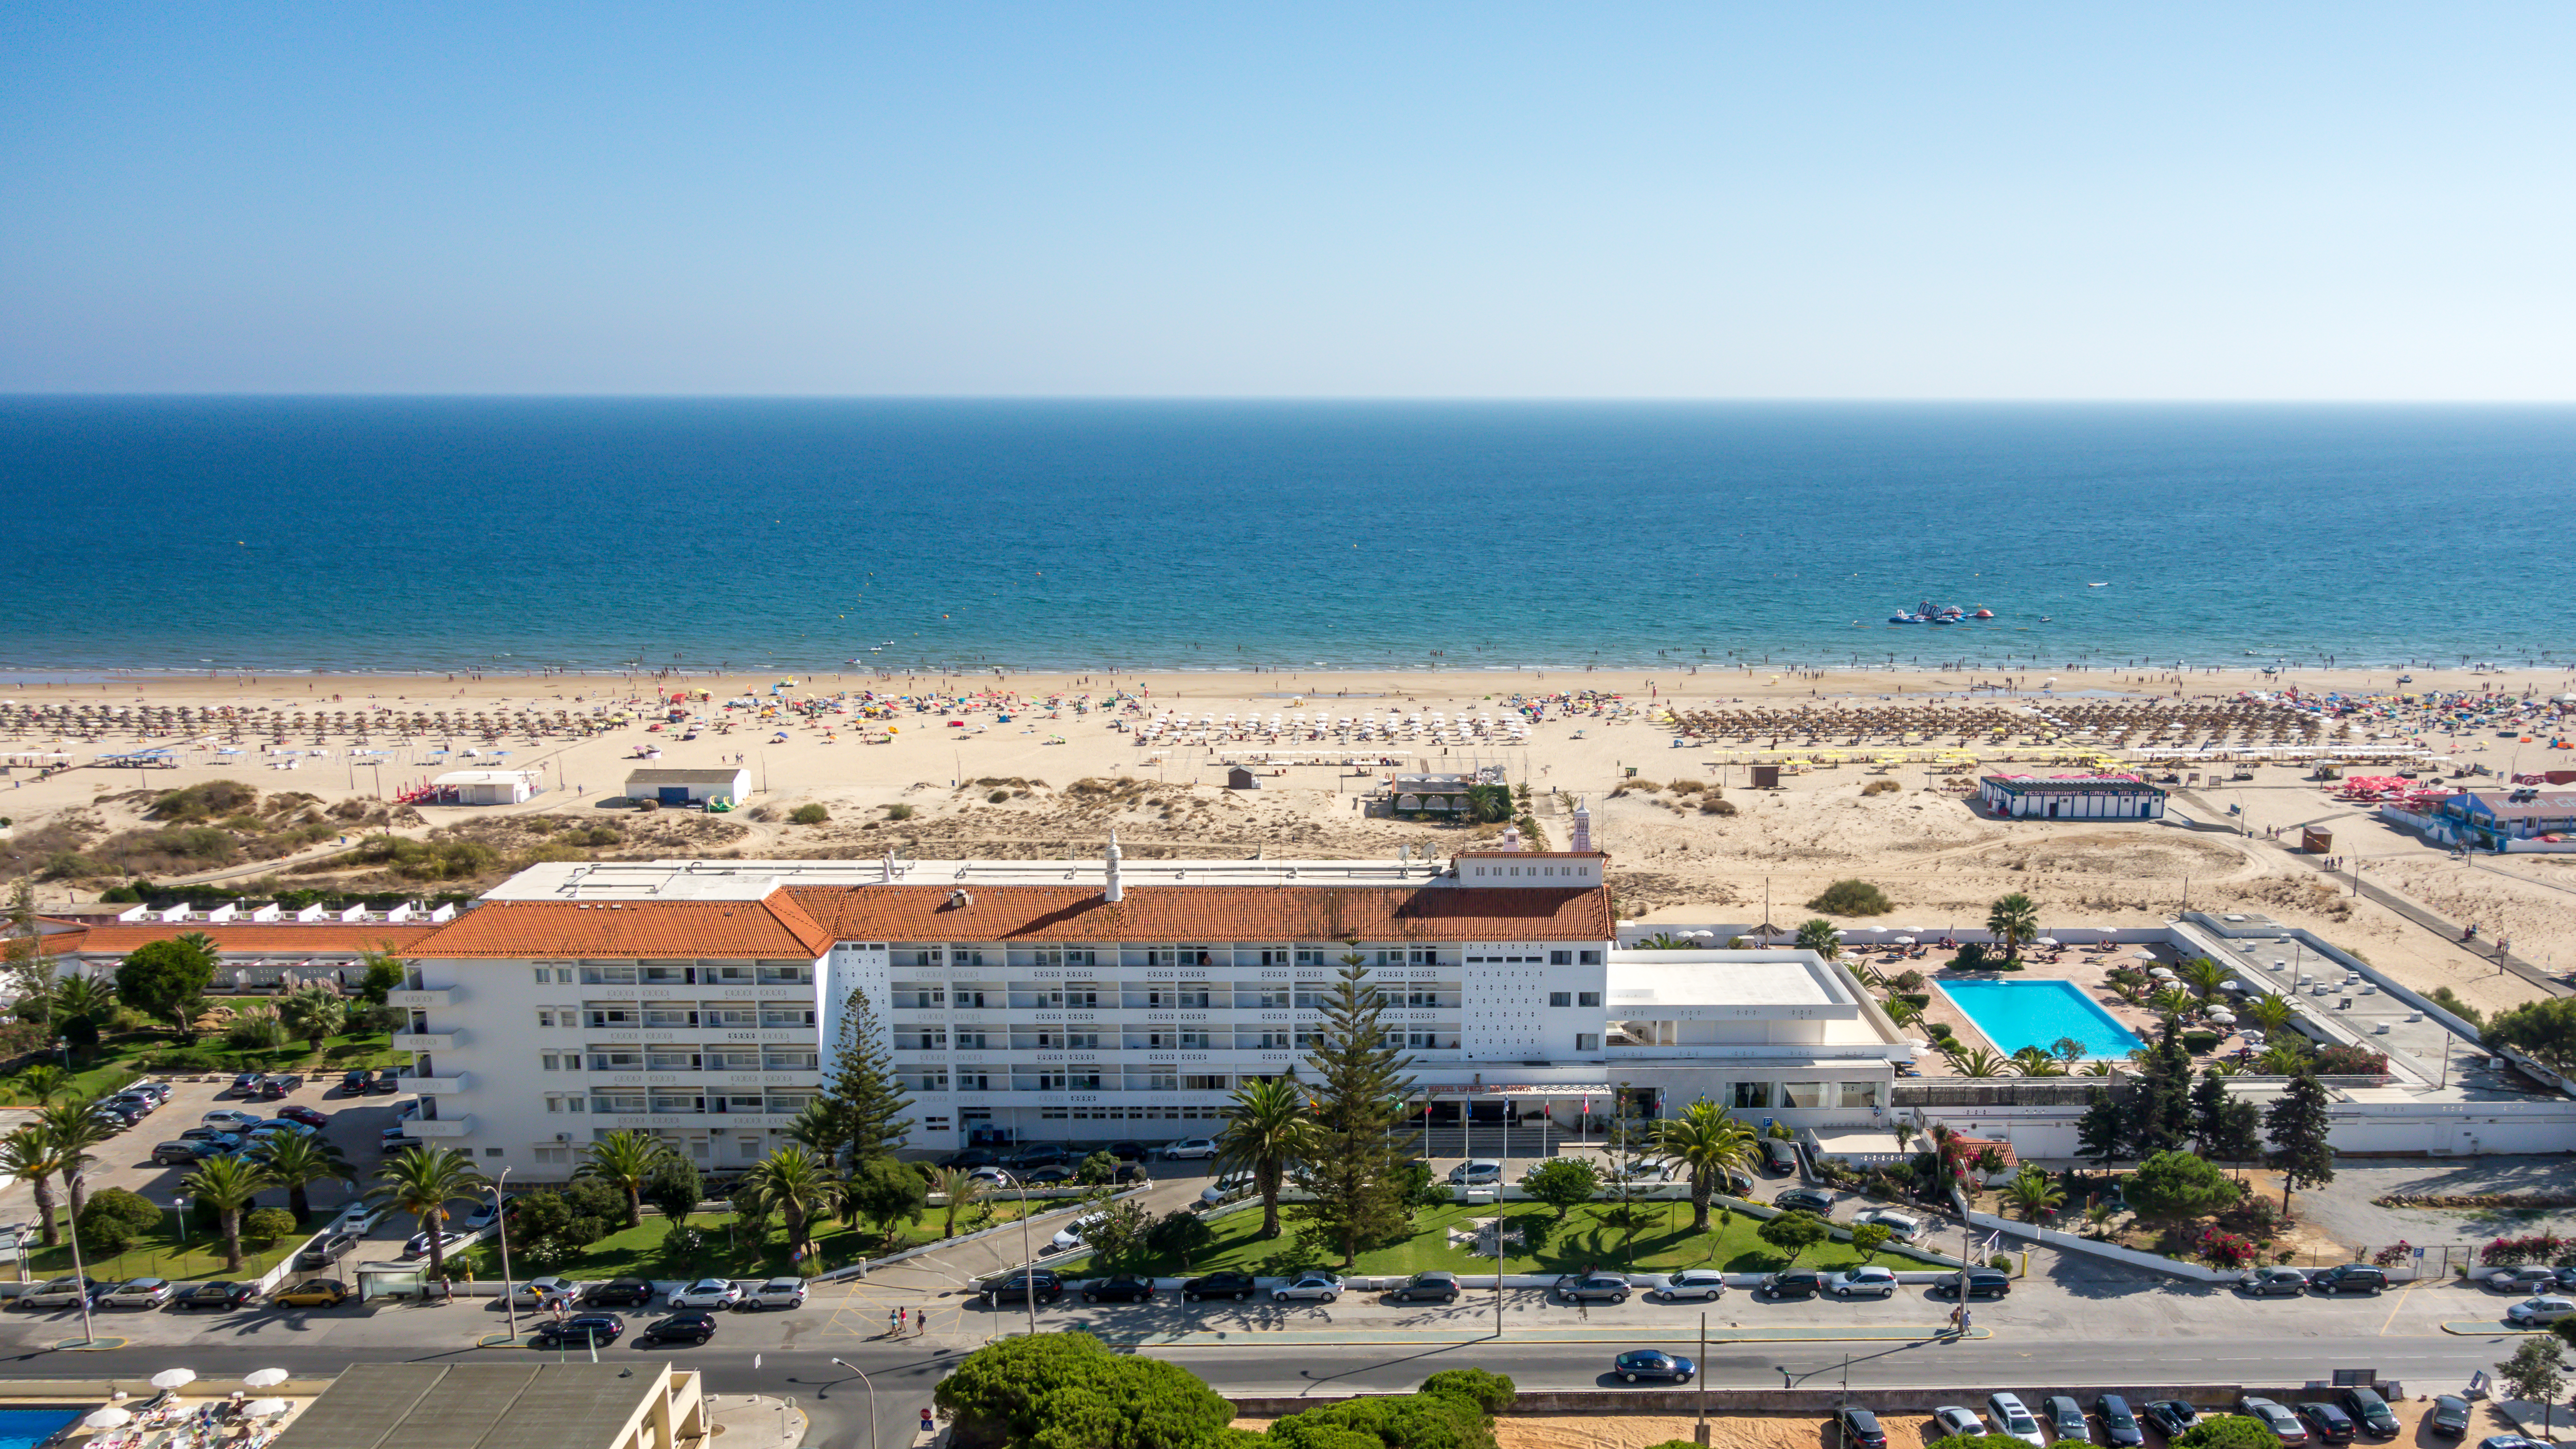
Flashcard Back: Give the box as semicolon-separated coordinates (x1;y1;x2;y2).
553;1133;572;1143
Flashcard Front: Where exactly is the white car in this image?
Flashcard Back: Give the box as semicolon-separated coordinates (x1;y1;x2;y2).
1052;1214;1104;1251
1851;1209;1923;1241
1272;1272;1344;1303
1656;1269;1727;1301
1828;1266;1899;1298
746;1277;807;1311
967;1166;1016;1188
202;1109;261;1130
1932;1408;1987;1441
1162;1137;1218;1160
1987;1393;2046;1449
668;1277;743;1310
2507;1295;2576;1326
513;1275;577;1305
1200;1173;1253;1207
104;1278;175;1310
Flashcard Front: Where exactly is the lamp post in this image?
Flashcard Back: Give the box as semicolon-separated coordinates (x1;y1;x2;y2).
172;1196;191;1254
61;1197;98;1348
1016;1176;1036;1336
491;1168;518;1338
827;1359;880;1449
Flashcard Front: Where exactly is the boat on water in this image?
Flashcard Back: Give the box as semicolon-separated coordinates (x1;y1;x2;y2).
2087;582;2110;588
1972;608;1993;619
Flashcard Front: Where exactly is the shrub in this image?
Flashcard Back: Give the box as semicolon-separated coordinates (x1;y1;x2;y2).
634;798;660;811
1927;1022;1956;1040
2193;1228;2256;1269
2174;1416;2286;1449
987;790;1010;804
226;1009;289;1051
85;1188;164;1237
1419;1368;1516;1415
933;1331;1235;1449
789;803;830;825
1951;942;1992;969
143;1046;229;1072
2183;1030;2222;1054
1861;779;1900;796
1664;779;1705;794
1989;1254;2016;1271
1807;879;1892;915
242;1207;297;1247
1699;798;1737;816
884;803;916;821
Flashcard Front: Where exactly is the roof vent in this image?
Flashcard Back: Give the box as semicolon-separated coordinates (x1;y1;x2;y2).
948;889;973;909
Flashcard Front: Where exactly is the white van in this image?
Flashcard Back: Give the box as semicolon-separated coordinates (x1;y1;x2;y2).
1852;1208;1924;1241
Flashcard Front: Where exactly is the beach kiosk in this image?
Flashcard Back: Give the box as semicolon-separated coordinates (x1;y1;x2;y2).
623;766;752;807
428;769;536;805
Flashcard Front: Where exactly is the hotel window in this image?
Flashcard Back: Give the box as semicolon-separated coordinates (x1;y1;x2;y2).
1578;991;1601;1007
1730;1082;1773;1110
958;1073;993;1092
904;946;940;966
759;1004;817;1028
588;1048;644;1071
756;963;814;984
953;988;990;1008
1252;988;1289;1008
1182;1074;1228;1091
713;1093;765;1113
540;1052;563;1072
646;1049;701;1071
1550;950;1572;966
701;1048;760;1071
1838;1081;1883;1109
532;968;549;984
583;965;638;985
592;1093;647;1114
1779;1081;1830;1110
640;964;693;985
1549;991;1573;1007
954;1031;990;1050
1143;1073;1178;1092
534;1146;569;1165
913;1030;948;1051
1409;948;1439;965
908;987;947;1009
1579;950;1601;965
917;1072;949;1093
767;1091;819;1114
948;946;989;967
643;1006;698;1027
1575;1033;1601;1052
1294;948;1326;966
586;1004;640;1028
1176;1030;1210;1049
703;1004;758;1027
763;1048;819;1071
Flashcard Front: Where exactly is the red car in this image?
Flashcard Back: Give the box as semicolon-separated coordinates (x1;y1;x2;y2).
276;1105;329;1129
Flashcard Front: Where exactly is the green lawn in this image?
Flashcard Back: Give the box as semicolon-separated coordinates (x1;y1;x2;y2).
5;1028;410;1104
1074;1199;1953;1281
21;1226;303;1285
448;1197;1051;1282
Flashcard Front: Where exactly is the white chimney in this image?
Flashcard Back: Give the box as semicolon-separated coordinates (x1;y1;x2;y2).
1571;798;1592;854
1104;830;1124;903
1499;825;1522;853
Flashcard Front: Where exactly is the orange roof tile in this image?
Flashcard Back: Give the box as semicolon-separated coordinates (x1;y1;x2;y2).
42;922;437;957
403;897;837;959
782;883;1612;944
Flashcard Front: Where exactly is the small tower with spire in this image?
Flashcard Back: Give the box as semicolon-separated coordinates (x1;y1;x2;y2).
1104;830;1124;903
1570;798;1592;854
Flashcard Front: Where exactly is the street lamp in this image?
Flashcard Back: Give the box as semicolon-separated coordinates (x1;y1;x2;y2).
491;1168;518;1339
826;1358;880;1449
171;1197;191;1254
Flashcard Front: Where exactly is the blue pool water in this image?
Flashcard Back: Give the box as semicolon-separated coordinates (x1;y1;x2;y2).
0;1409;80;1448
1938;978;2145;1061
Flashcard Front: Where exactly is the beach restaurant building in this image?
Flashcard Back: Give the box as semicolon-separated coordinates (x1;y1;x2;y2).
622;766;751;807
1978;773;2167;820
386;844;1908;1176
2428;788;2576;849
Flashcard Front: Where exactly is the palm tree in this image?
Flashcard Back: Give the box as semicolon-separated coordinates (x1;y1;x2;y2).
275;986;347;1056
1890;1119;1917;1156
2105;969;2150;1004
37;1098;115;1217
1794;919;1843;961
2178;956;2228;1000
184;1154;276;1273
743;1145;834;1257
2257;1043;2306;1075
1954;1047;2015;1077
1214;1077;1309;1240
577;1130;671;1228
173;930;219;962
2010;1046;2067;1077
2002;1167;2064;1222
785;1099;855;1162
2078;1060;2118;1077
53;976;116;1050
372;1146;488;1285
2149;987;2195;1020
933;1167;988;1241
0;1127;68;1246
1985;893;2040;963
2246;993;2295;1036
12;1065;68;1106
254;1132;356;1225
2081;1202;2115;1239
1884;997;1926;1031
1653;1100;1758;1231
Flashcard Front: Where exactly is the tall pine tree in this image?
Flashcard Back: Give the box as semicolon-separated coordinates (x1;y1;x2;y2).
2191;1068;2264;1175
2125;1017;2193;1156
823;982;912;1163
2075;1086;2126;1167
1288;951;1419;1265
2263;1070;2335;1215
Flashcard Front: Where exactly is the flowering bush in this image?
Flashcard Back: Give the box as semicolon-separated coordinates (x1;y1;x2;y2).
2371;1240;2414;1269
2481;1233;2572;1266
2196;1228;2258;1270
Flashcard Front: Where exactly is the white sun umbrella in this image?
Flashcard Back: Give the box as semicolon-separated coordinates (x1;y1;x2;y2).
2208;1011;2237;1026
245;1399;291;1418
150;1369;196;1390
2036;937;2059;946
243;1369;290;1389
83;1408;132;1430
1892;935;1915;946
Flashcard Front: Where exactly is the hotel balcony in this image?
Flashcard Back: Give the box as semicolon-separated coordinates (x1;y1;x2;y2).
388;988;455;1009
390;1030;462;1052
406;1073;472;1095
413;1115;473;1138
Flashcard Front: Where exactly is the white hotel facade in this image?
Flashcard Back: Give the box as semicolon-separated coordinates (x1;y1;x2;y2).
394;839;1911;1176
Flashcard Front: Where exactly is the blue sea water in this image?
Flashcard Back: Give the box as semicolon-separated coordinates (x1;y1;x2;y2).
4;397;2573;677
1939;979;2147;1062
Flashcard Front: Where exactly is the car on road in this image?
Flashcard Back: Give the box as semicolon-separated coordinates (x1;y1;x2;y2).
294;1232;361;1270
2557;1266;2576;1292
514;1276;577;1306
1655;1269;1727;1302
940;1149;999;1170
1827;1266;1898;1299
2427;1398;2471;1439
1448;1160;1503;1185
2139;1402;2201;1439
2506;1295;2576;1326
1080;1274;1156;1305
1385;1272;1461;1305
533;1314;624;1348
1611;1350;1695;1384
1273;1273;1345;1303
1200;1173;1253;1206
464;1195;519;1230
669;1278;743;1310
1105;1140;1150;1162
746;1278;807;1311
1931;1270;2012;1299
1761;1269;1825;1301
1987;1394;2046;1449
2094;1396;2144;1448
1555;1273;1632;1304
2487;1266;2557;1294
2336;1389;2399;1438
2238;1400;2307;1447
276;1104;330;1129
590;1278;655;1308
1008;1145;1071;1170
1163;1137;1218;1160
1932;1408;1988;1441
641;1312;719;1345
1775;1188;1835;1215
176;1281;259;1311
104;1278;175;1310
1183;1272;1259;1302
1052;1214;1104;1251
271;1279;353;1309
21;1277;104;1310
2042;1397;2090;1444
1835;1408;1887;1449
983;1270;1064;1307
2310;1263;2387;1295
2296;1403;2357;1444
403;1229;474;1260
2240;1265;2311;1296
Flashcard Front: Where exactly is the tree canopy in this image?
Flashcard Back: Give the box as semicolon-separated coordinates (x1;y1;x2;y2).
2172;1417;2282;1449
2483;996;2576;1076
1519;1157;1600;1220
2263;1071;2336;1213
2122;1150;2238;1222
1287;953;1418;1263
934;1332;1243;1449
116;938;215;1037
824;983;913;1162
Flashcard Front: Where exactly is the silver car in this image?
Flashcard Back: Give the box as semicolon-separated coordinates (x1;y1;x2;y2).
747;1277;808;1311
1657;1269;1727;1301
104;1278;175;1310
1271;1272;1344;1302
1827;1266;1899;1299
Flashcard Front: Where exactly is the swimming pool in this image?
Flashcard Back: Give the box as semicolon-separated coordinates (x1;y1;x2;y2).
1938;979;2145;1061
0;1409;80;1449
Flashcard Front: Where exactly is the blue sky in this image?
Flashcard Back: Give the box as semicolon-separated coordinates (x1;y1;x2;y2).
3;4;2570;397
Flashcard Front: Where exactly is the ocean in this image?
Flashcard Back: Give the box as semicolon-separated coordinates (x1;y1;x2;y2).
4;397;2572;677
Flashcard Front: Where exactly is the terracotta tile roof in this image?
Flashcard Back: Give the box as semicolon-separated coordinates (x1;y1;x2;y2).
403;897;836;959
40;921;437;957
783;883;1613;943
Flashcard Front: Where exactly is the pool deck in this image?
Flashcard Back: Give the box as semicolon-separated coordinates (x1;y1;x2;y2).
1869;939;2226;1076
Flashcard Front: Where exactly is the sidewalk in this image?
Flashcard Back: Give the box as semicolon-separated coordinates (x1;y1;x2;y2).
705;1393;807;1449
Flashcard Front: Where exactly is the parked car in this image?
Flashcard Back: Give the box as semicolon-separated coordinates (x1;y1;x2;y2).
2427;1398;2471;1439
1200;1173;1253;1206
1051;1215;1104;1251
125;1080;170;1104
1762;1138;1800;1175
1762;1269;1826;1300
380;1134;423;1154
1828;1266;1899;1299
1987;1393;2046;1449
230;1073;266;1097
103;1278;175;1310
203;1108;261;1130
1386;1272;1461;1305
2506;1295;2576;1326
464;1194;519;1229
1835;1408;1887;1449
1776;1188;1835;1215
1081;1274;1156;1305
1720;1166;1758;1197
1021;1165;1076;1185
967;1166;1016;1188
2095;1396;2145;1449
590;1278;655;1308
1109;1164;1152;1186
641;1312;719;1345
1008;1145;1071;1170
340;1068;372;1093
746;1277;808;1311
1163;1137;1219;1160
1273;1273;1345;1303
2310;1263;2387;1295
2336;1389;2399;1438
2240;1266;2312;1296
252;1074;304;1100
669;1278;743;1310
1612;1349;1695;1384
533;1314;624;1347
2042;1397;2091;1445
22;1277;104;1310
1932;1270;2012;1299
514;1276;578;1306
294;1231;361;1270
2489;1266;2559;1295
248;1119;317;1139
2140;1402;2201;1438
983;1270;1064;1307
2296;1403;2358;1444
1656;1269;1727;1302
271;1279;353;1308
1105;1141;1150;1162
1932;1408;1988;1441
176;1280;259;1311
181;1125;245;1144
2556;1266;2576;1293
1183;1272;1259;1302
152;1141;210;1166
1555;1273;1632;1304
1448;1160;1503;1185
402;1229;473;1260
940;1149;999;1170
276;1104;329;1129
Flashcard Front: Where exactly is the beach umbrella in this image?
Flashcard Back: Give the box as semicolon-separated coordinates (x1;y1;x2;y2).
84;1408;133;1430
150;1369;196;1390
243;1369;290;1389
2208;1011;2237;1026
246;1400;291;1419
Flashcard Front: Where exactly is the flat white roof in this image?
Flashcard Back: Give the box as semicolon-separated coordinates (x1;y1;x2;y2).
1604;950;1857;1017
483;856;1475;901
1810;1130;1905;1156
431;770;534;786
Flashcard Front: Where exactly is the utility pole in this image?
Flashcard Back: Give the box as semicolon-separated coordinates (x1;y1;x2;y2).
1694;1312;1709;1445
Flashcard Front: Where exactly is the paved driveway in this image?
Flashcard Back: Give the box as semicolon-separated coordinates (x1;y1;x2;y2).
2274;1155;2576;1252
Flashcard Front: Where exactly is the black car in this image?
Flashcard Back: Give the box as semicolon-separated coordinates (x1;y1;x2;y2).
2311;1263;2387;1295
340;1068;371;1093
1762;1269;1825;1300
1776;1189;1835;1215
533;1314;624;1347
1008;1145;1071;1170
176;1280;260;1311
1080;1274;1155;1304
1020;1165;1076;1185
1612;1349;1695;1384
367;1068;403;1095
1106;1140;1150;1162
294;1231;361;1270
1835;1408;1887;1449
2298;1404;2357;1444
1182;1272;1257;1302
589;1278;655;1308
2095;1396;2145;1448
2141;1402;2202;1438
2336;1389;2399;1438
253;1075;304;1100
940;1149;999;1170
1933;1270;2012;1299
984;1270;1065;1306
2427;1397;2470;1439
641;1312;719;1344
1386;1271;1461;1304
